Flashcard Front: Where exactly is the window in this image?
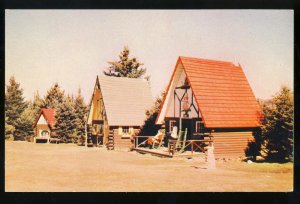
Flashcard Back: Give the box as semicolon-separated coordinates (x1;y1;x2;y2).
195;121;204;133
169;120;176;132
122;126;129;134
40;130;49;137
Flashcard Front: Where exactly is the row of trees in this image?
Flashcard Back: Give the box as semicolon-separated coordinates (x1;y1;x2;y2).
5;46;293;162
5;46;146;143
5;76;88;143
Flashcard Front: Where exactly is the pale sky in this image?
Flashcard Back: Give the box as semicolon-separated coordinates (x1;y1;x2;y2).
5;10;293;103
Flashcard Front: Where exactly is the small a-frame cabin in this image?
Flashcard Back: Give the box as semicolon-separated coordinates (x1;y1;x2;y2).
87;76;153;150
156;56;262;158
32;108;56;143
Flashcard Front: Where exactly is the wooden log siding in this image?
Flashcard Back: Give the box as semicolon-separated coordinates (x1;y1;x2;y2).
112;128;133;149
211;131;254;158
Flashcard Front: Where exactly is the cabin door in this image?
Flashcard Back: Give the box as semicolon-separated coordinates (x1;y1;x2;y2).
181;119;193;140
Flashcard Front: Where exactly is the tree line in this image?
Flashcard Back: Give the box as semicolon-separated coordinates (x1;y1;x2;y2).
5;46;294;163
5;77;88;143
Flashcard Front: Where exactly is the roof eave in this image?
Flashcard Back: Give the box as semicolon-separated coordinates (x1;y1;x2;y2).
155;57;182;125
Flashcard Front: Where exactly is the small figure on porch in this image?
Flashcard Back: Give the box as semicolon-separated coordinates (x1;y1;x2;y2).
130;129;139;150
170;126;178;139
147;129;165;149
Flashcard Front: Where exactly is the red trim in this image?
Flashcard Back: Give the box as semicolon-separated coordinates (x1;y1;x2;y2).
32;108;55;129
179;57;207;128
156;56;262;128
155;57;182;124
32;109;43;128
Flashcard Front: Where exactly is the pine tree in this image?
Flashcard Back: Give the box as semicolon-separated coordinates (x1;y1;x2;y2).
32;91;45;115
5;116;15;140
14;103;36;140
140;90;165;136
245;99;264;161
74;88;88;144
43;83;65;109
54;95;77;143
103;46;146;78
262;86;294;162
5;76;28;140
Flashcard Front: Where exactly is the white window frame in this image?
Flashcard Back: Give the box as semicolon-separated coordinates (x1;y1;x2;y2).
169;120;176;132
195;121;204;133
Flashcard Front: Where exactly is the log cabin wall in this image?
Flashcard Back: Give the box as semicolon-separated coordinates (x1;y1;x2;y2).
109;127;139;150
211;130;254;159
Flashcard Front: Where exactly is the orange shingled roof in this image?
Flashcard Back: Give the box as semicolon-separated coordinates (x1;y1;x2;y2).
33;108;56;128
157;56;262;128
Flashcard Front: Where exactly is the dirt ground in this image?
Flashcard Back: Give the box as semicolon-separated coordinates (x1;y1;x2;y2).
5;141;293;192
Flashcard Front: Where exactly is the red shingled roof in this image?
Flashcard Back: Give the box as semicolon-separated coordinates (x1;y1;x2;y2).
157;56;262;128
33;108;56;128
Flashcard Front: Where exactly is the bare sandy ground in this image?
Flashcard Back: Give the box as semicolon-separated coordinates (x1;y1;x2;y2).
5;141;293;192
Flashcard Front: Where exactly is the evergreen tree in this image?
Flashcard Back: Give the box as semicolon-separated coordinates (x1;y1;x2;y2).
32;91;45;115
43;83;65;109
262;86;293;162
5;76;28;140
74;88;88;144
103;46;146;78
54;95;77;143
140;90;165;136
5;116;15;140
14;103;36;140
245;99;264;161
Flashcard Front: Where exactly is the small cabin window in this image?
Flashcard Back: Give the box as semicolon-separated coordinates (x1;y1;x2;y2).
169;120;176;132
122;126;129;134
195;121;204;133
40;130;49;137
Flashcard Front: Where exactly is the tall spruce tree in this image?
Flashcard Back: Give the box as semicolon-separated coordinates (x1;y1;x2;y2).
103;46;146;78
43;83;65;109
5;76;28;140
74;88;88;144
14;102;36;140
262;86;293;162
54;95;77;142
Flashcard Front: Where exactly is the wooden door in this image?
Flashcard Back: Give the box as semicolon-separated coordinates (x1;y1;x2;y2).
182;119;193;140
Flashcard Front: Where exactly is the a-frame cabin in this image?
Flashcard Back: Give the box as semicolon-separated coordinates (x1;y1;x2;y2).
32;108;56;143
156;56;262;158
87;76;153;149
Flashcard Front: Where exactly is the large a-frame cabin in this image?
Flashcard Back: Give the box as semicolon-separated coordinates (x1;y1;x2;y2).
87;76;153;150
156;56;262;158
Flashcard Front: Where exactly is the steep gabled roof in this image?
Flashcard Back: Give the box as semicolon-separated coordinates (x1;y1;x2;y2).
98;76;153;126
33;108;56;128
156;56;262;128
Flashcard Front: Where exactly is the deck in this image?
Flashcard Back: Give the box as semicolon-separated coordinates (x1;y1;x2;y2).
132;135;212;158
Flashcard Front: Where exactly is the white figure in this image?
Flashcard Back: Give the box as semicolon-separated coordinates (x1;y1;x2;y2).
206;144;216;170
170;126;178;139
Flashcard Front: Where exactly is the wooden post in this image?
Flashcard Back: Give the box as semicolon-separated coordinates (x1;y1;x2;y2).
85;120;88;148
206;144;216;170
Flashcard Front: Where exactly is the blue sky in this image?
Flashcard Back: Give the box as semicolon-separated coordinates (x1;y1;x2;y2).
5;10;293;103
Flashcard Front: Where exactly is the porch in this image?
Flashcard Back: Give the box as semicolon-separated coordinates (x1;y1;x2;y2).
132;134;213;158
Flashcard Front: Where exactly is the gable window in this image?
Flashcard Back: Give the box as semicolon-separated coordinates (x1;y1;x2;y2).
169;120;176;132
195;121;204;133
